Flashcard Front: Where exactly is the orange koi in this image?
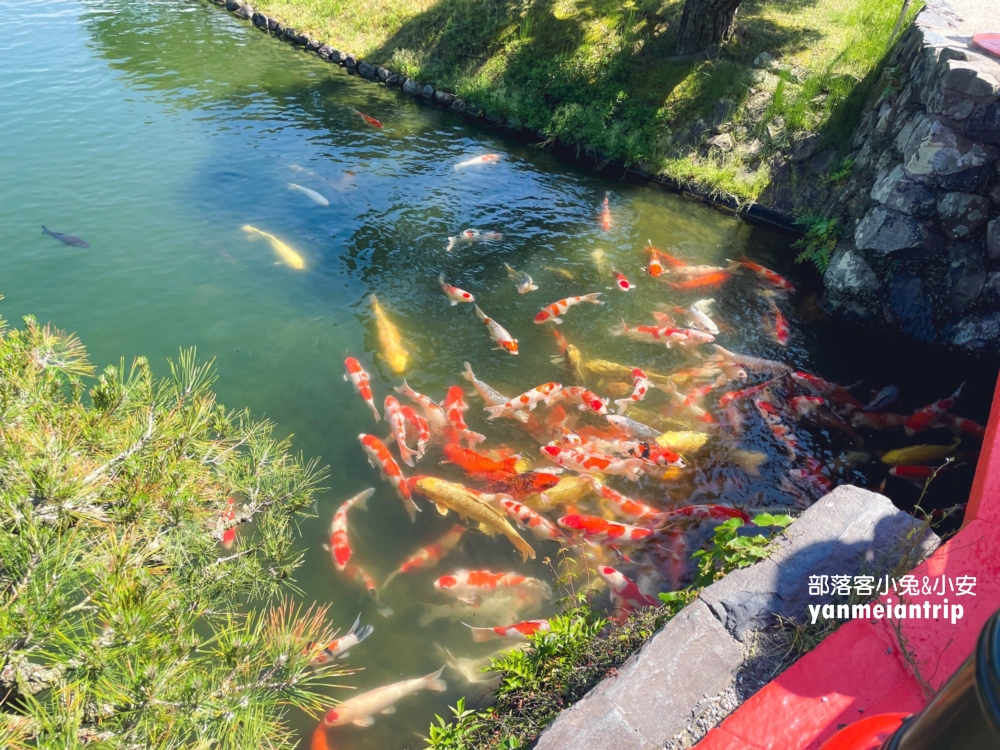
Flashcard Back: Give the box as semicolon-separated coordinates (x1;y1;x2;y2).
534;293;603;324
441;385;486;447
668;272;731;290
344;357;380;422
400;404;431;457
486;471;562;500
325;488;374;571
434;570;550;602
220;496;238;549
384;524;466;586
343;563;393;617
358;434;420;521
442;443;519;482
354;109;383;128
558;513;654;545
465;619;551;642
730;256;794;291
599;192;612;231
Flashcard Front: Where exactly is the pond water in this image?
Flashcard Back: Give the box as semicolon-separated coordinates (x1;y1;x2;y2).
2;1;997;748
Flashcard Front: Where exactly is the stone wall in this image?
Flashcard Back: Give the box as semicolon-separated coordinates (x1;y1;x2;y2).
824;0;1000;352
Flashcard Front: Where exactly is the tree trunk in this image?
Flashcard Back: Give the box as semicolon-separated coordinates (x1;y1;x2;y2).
676;0;744;55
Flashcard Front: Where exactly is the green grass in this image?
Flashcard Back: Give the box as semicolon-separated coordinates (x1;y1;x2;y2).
252;0;919;202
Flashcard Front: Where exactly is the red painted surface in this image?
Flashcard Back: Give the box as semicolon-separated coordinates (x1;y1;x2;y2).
815;713;908;750
693;373;1000;750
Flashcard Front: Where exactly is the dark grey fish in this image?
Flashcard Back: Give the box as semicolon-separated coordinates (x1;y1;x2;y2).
42;225;90;248
862;385;900;412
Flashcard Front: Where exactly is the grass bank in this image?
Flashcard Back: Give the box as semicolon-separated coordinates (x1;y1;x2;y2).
252;0;919;202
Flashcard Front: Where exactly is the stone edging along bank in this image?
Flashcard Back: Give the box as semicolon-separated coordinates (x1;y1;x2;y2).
206;0;800;233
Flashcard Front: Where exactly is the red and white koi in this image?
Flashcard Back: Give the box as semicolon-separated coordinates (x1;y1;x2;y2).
614;368;653;413
659;504;750;524
729;257;794;291
559;514;655;545
940;413;986;439
540;445;645;480
712;345;792;377
584;477;660;523
384;524;466;586
789;395;825;418
326;488;375;571
342;563;393;617
455;154;502;170
599;565;658;610
400;405;431;457
441;385;486;447
484;382;562;419
790;371;863;411
550;386;608;415
605;414;661;440
358;434;420;522
499;497;565;541
439;274;475;305
385;396;420;466
434;570;551;602
474;305;519;354
445;228;503;252
395;380;449;430
583;437;685;468
905;383;964;436
465;620;550;642
310;614;374;666
661;382;715;425
344;357;380;422
534;293;603;324
613;270;636;291
612;321;714;348
754;400;799;458
462;361;529;423
788;457;834;499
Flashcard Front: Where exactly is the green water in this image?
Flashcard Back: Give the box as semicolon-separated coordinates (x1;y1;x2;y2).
2;1;996;747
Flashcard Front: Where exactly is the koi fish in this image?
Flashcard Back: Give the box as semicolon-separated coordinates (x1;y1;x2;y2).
851;411;909;430
763;293;789;345
668;272;730;290
713;346;793;377
659;504;750;524
439;274;475;305
863;385;900;412
473;305;518;354
584;477;659;523
668;264;731;280
412;477;536;561
441;386;486;447
384;396;419;466
599;192;612;231
384;524;466;586
540;445;645;480
522;475;593;510
344;357;380;422
288;183;330;206
754;400;799;458
484;382;562;419
358;434;420;522
881;442;958;466
419;592;539;627
487;471;562;500
663;382;716;425
310;614;374;666
442;443;519;482
370;295;409;374
435;644;506;687
342;563;393;617
322;668;447;727
220;496;238;549
905;383;964;436
612;322;714;348
729;257;794;291
41;225;90;248
647;252;663;278
559;514;654;545
326;488;375;571
395;380;449;430
790;371;863;410
645;242;687;268
888;465;936;483
499;498;565;541
434;570;550;602
464;620;550;642
599;565;658;610
614;270;635;291
242;225;306;270
544;265;577;280
941;414;985;438
688;299;719;335
354;109;383;128
506;264;538;294
445;228;503;252
534;293;603;324
462;362;529;422
400;405;431;458
550;386;608;415
605;414;660;440
614;368;652;413
788;457;834;500
455;154;502;169
591;249;612;280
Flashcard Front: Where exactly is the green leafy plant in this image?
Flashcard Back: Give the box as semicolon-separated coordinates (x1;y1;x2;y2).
827;157;855;183
793;213;843;273
691;513;794;588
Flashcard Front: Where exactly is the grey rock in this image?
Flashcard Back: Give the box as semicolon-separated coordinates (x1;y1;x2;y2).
947;242;985;312
870;165;937;217
888;274;937;342
965;102;1000;145
343;54;357;68
224;0;239;8
900;114;999;190
282;27;297;40
699;486;938;639
750;69;781;91
358;61;376;78
535;600;742;750
401;78;420;96
789;133;820;162
376;67;390;82
267;18;279;33
434;90;455;105
854;206;941;255
825;248;880;297
484;111;504;124
989;219;1000;260
329;50;346;64
709;99;736;128
234;4;253;19
421;84;435;99
306;38;321;52
808;149;838;174
991;183;1000;206
753;51;775;68
316;44;333;60
386;74;401;87
706;133;735;152
293;33;308;46
937;192;991;239
450;98;467;112
938;58;1000;98
250;12;266;28
949;312;1000;351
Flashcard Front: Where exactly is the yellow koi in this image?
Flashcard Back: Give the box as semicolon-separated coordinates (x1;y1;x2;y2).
656;430;711;454
370;294;409;374
881;441;959;467
414;477;535;562
522;475;593;511
241;224;305;270
583;358;674;388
